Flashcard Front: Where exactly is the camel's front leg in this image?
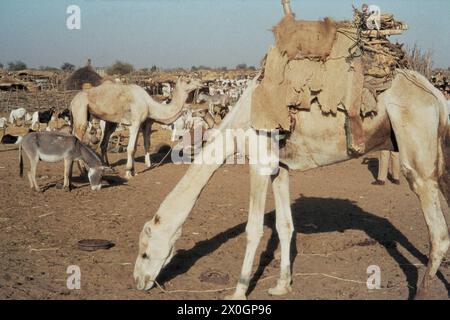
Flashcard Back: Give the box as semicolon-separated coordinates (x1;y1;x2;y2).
125;124;140;179
268;166;294;296
226;164;270;300
142;119;153;168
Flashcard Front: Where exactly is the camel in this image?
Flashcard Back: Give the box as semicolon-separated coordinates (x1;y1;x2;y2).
71;77;202;178
133;4;450;299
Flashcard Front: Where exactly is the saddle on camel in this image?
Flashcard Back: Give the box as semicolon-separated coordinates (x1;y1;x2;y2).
251;6;409;155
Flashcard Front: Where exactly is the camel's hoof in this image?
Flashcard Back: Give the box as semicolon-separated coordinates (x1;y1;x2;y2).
268;283;292;296
35;188;43;193
125;171;134;180
224;293;247;300
414;288;428;300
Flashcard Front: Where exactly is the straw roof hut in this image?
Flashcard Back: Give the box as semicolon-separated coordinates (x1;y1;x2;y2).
65;59;102;90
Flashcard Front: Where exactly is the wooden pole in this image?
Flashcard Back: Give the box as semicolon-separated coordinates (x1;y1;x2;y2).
281;0;293;16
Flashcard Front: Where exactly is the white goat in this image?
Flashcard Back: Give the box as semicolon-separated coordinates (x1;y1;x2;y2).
9;107;27;125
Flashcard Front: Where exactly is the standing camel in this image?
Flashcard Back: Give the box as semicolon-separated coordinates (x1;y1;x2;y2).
71;78;202;178
134;3;449;300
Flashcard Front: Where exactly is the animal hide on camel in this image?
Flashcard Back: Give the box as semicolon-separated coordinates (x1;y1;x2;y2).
251;13;408;133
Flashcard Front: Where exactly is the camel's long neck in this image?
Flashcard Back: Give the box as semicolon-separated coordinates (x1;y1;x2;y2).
149;79;257;240
147;87;189;125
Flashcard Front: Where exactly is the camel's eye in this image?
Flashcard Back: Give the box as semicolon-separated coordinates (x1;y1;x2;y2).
142;253;148;259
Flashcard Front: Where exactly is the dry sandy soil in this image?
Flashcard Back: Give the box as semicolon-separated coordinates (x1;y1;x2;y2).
0;125;449;300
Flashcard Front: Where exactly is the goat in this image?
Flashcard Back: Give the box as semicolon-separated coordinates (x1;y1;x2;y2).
31;107;56;130
9;107;27;125
58;108;71;125
0;117;7;129
2;134;23;145
19;131;111;192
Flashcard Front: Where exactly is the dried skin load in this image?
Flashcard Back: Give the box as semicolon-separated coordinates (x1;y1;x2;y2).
251;11;408;132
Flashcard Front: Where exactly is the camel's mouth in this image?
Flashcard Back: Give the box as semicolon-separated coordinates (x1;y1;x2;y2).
135;275;155;291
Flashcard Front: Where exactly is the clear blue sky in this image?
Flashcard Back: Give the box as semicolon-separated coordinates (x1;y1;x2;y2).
0;0;449;69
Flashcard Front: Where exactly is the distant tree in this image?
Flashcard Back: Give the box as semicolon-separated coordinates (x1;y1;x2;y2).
248;66;256;71
220;66;228;71
236;63;248;70
39;66;59;72
0;62;3;69
150;65;158;72
106;60;135;76
61;62;75;72
8;60;27;71
406;44;433;78
191;66;198;71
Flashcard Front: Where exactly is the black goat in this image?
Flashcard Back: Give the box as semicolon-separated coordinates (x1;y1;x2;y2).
58;108;71;124
31;107;56;129
1;134;22;144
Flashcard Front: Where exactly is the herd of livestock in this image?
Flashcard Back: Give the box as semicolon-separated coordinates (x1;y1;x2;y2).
0;75;252;191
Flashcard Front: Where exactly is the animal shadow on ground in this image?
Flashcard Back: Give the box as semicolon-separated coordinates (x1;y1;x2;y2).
158;196;449;299
362;157;378;180
68;174;128;189
112;143;174;171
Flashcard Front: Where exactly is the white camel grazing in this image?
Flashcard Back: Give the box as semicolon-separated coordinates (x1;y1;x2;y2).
71;78;202;179
134;3;449;300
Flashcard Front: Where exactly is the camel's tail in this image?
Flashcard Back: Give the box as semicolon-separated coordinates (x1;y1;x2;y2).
19;143;23;178
438;116;450;205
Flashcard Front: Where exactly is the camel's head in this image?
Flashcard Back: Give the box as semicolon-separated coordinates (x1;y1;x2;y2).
176;77;203;93
134;219;179;291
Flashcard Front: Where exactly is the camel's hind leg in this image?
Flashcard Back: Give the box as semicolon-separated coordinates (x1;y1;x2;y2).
125;123;140;179
225;164;270;300
142;119;153;168
100;121;118;166
388;105;450;299
268;166;294;296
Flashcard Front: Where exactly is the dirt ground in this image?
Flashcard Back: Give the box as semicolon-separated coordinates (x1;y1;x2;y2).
0;124;449;300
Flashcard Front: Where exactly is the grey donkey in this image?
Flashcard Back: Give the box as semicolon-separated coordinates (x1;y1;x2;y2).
19;131;110;192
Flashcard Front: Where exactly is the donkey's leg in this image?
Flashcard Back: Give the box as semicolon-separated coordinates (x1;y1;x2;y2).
125;123;140;179
63;158;73;191
100;122;117;166
268;166;294;296
225;164;270;300
142;119;153;168
30;155;41;192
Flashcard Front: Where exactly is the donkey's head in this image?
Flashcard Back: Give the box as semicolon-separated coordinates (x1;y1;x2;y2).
87;166;114;191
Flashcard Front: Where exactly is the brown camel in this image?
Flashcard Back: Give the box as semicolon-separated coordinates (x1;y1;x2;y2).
71;78;202;178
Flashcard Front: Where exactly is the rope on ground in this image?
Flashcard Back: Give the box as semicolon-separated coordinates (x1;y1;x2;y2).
153;272;366;295
150;145;174;169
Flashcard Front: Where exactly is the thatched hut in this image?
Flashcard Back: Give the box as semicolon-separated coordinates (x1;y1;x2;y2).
65;59;102;90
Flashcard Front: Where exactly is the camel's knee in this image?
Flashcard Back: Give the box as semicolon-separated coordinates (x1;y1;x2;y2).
276;219;293;236
245;223;263;245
